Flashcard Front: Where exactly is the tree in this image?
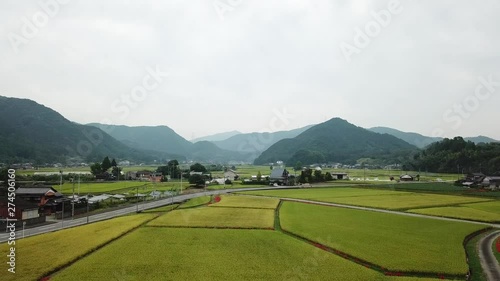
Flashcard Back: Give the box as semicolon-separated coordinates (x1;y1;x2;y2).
294;161;303;172
90;163;102;176
111;158;117;167
189;174;205;187
190;163;207;173
112;166;122;180
257;171;262;181
325;172;333;181
313;170;324;182
102;156;112;172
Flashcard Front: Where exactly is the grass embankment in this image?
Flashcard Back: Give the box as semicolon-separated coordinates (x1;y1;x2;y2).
280;201;486;276
147;207;275;229
51;228;443;281
178;195;212;209
142;204;179;213
208;195;280;209
408;201;500;223
241;187;491;210
0;214;156;281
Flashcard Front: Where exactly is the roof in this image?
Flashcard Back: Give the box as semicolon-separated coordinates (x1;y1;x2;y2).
15;187;62;197
270;168;287;179
400;175;413;179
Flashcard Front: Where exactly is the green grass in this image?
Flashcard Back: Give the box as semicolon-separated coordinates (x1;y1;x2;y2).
57;181;149;194
326;193;491;210
280;201;486;275
241;187;491;210
209;195;280;209
408;207;499;223
239;187;405;199
178;195;212;209
465;232;488;281
408;201;500;222
494;236;500;265
51;227;442;281
147;207;275;229
142;204;179;213
0;214;156;281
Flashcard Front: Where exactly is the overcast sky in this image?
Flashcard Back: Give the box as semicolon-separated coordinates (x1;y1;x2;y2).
1;0;499;141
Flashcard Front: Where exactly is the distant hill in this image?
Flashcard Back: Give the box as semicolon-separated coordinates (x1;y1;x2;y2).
212;125;314;156
0;96;171;164
254;118;418;165
191;130;241;143
88;123;192;156
464;135;499;144
88;124;252;162
368;127;441;148
369;127;498;148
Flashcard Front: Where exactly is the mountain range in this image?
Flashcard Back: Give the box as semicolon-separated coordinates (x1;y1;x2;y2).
254;118;418;165
369;127;499;148
1;95;498;165
0;96;172;164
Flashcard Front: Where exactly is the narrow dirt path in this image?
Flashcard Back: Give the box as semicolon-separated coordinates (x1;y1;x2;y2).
478;230;500;281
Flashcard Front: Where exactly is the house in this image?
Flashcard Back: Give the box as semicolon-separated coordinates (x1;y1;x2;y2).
224;170;239;181
400;174;414;181
0;193;44;227
331;172;349;180
149;172;162;182
15;186;64;215
481;176;500;190
270;168;290;185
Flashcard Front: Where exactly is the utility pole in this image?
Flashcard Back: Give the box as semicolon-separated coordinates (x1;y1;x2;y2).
72;178;75;219
136;186;139;213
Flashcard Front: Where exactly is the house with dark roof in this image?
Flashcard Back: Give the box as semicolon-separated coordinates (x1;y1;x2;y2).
15;186;63;215
270;168;290;186
0;190;46;227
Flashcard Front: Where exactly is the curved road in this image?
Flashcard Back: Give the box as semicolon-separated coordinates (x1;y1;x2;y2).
479;230;500;281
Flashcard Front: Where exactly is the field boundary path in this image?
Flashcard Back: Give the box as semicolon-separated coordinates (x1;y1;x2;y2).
0;186;296;243
478;230;500;281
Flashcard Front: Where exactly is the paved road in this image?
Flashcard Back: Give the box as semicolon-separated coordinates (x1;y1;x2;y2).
479;230;500;281
0;186;295;243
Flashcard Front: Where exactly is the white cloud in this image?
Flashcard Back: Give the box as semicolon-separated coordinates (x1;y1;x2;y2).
1;0;499;140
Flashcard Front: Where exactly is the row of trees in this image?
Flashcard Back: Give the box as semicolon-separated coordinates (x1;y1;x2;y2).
298;168;334;183
407;137;500;174
90;156;122;179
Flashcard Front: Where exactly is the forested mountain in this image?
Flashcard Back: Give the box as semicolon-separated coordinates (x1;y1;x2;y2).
407;137;500;174
87;123;192;156
87;124;252;162
212;125;314;155
191;130;241;142
0;96;171;164
369;127;498;148
254;118;418;165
